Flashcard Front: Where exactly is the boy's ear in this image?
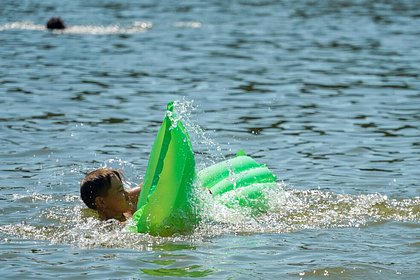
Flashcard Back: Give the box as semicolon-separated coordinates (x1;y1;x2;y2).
95;196;106;209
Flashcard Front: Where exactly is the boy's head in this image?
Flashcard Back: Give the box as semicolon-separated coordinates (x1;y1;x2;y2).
46;17;66;30
80;168;131;220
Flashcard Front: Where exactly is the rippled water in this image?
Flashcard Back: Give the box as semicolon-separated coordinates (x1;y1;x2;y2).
1;0;419;279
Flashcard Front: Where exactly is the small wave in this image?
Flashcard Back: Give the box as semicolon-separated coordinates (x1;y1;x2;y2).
0;21;152;35
64;21;152;35
0;21;45;31
173;21;202;29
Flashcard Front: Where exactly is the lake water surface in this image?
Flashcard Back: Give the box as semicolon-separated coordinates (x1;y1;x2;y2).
1;0;419;279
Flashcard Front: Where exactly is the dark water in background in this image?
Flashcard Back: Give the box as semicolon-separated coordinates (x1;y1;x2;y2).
1;0;419;279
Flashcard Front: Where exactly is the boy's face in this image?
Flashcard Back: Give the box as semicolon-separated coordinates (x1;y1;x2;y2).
99;175;130;217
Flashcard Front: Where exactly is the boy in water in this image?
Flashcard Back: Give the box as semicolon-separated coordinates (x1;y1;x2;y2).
80;168;142;221
46;17;66;30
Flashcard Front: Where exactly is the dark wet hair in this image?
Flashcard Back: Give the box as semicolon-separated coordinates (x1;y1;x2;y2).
80;168;123;209
46;17;66;30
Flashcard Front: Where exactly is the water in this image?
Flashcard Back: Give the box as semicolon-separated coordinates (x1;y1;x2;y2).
1;0;419;279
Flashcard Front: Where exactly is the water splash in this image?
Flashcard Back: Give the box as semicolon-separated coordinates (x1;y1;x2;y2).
1;176;418;249
194;183;419;236
1;100;418;249
172;99;225;169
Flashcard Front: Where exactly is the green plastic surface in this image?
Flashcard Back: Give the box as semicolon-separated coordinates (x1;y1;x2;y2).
198;155;277;211
132;102;196;236
132;102;278;235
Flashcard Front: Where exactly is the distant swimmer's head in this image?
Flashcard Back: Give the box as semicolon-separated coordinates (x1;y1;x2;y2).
80;168;131;221
46;17;66;30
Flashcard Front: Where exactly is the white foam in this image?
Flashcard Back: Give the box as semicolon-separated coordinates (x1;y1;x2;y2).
0;21;152;35
173;21;202;29
0;21;45;31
